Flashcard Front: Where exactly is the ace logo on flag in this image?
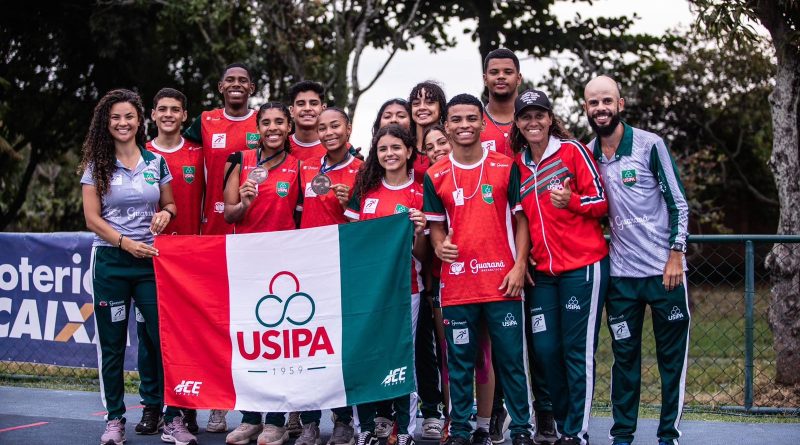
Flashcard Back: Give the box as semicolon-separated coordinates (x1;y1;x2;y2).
154;214;416;412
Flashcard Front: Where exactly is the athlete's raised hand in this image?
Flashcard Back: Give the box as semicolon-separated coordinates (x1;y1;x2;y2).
239;179;257;208
436;227;459;263
550;176;572;209
331;183;351;207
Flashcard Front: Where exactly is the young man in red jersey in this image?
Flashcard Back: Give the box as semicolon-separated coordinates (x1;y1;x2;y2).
480;49;522;159
288;80;327;162
424;94;533;445
184;63;258;236
136;88;203;442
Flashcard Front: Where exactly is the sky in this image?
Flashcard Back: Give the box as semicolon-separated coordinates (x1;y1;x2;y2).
347;0;696;150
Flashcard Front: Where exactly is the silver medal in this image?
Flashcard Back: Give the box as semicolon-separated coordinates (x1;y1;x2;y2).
248;167;268;184
311;173;332;195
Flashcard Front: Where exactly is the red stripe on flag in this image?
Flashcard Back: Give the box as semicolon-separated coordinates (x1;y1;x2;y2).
155;235;235;409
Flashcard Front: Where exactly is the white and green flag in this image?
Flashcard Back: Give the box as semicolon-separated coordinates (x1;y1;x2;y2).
154;214;415;412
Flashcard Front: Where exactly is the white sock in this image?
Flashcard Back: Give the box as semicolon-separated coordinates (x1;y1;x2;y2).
476;416;490;432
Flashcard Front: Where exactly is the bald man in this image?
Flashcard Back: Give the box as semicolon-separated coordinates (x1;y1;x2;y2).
583;76;690;445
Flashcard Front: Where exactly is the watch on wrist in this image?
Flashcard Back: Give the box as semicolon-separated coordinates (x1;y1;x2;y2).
670;242;686;253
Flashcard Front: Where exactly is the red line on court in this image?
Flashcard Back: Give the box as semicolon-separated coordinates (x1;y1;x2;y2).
0;421;49;433
91;404;144;416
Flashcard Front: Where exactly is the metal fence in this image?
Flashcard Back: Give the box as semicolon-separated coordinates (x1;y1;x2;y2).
1;235;799;412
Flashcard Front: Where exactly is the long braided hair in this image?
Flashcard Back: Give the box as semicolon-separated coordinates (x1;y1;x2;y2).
78;89;146;197
353;125;417;201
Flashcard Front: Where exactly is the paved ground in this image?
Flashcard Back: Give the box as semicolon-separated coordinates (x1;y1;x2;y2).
0;386;798;444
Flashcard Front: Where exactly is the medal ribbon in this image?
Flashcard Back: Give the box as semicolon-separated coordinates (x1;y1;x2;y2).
256;148;286;167
320;152;350;175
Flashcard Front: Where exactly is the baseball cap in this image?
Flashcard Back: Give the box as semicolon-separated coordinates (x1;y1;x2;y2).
514;89;552;119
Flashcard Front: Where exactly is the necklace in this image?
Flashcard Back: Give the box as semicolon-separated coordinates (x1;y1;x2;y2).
484;108;512;138
451;150;486;201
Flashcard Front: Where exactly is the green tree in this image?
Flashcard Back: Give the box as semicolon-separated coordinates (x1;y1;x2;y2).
690;0;799;384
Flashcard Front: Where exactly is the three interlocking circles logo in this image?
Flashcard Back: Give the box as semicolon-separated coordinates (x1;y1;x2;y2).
255;271;315;328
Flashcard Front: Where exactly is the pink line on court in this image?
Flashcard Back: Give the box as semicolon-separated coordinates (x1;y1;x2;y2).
0;421;49;433
91;405;144;416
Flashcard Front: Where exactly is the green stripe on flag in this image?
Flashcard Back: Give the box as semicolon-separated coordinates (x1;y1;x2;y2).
338;213;416;405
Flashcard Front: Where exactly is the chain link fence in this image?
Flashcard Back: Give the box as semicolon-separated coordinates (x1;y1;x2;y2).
1;235;799;411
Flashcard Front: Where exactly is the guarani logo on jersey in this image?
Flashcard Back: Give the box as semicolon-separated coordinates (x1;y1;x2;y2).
143;171;157;185
394;204;409;214
621;169;637;187
276;181;290;197
182;166;196;184
481;184;494;204
239;271;333;361
246;132;260;149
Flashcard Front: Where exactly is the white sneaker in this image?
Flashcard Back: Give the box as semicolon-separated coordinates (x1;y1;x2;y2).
207;409;229;433
374;417;393;439
421;417;443;440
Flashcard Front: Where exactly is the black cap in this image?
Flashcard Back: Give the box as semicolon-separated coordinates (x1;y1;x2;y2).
514;89;552;119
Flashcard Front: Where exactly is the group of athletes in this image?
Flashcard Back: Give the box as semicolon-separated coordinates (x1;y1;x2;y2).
79;48;691;445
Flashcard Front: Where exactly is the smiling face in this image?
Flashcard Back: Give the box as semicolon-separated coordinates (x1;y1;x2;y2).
379;103;411;131
151;97;187;136
291;90;325;131
484;58;521;101
317;110;351;153
424;129;452;164
108;101;139;144
257;108;290;151
376;134;412;174
445;104;484;147
411;89;441;127
514;107;552;148
217;67;254;108
583;77;625;137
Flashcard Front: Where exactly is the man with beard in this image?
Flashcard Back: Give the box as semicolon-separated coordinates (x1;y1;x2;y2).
584;76;690;445
480;49;521;158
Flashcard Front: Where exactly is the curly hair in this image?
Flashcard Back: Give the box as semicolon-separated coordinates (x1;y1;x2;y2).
510;111;573;154
257;101;293;153
353;125;417;201
78;89;146;197
409;81;447;126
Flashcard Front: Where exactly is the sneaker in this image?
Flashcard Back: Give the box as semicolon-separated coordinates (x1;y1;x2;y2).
440;418;451;445
356;431;379;445
184;409;199;434
101;418;126;445
258;424;289;445
397;433;415;445
296;422;321;445
533;411;557;445
374;417;393;439
422;418;444;441
162;416;198;445
135;405;163;435
444;436;471;445
489;409;511;444
207;409;229;433
286;412;302;437
511;434;533;445
328;421;355;445
471;429;492;445
226;423;263;445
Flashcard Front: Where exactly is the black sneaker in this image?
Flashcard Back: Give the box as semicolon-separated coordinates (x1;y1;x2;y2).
135;405;162;435
397;433;416;445
533;411;557;445
511;434;534;445
356;431;379;445
183;409;199;434
471;429;492;445
445;436;471;445
489;408;510;444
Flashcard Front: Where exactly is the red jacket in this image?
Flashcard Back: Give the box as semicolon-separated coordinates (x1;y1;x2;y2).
516;137;608;275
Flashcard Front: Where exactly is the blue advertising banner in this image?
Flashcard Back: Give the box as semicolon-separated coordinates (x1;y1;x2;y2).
0;232;139;371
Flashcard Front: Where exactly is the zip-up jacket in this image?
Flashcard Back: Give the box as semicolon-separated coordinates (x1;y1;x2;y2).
516;136;609;275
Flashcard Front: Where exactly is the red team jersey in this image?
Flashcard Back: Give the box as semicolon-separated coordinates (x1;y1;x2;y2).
344;177;425;294
423;150;522;307
235;150;301;234
480;113;513;157
146;138;204;235
298;155;363;228
289;134;327;163
412;154;431;184
184;108;258;235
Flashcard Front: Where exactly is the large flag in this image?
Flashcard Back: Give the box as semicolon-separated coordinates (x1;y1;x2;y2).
154;214;415;412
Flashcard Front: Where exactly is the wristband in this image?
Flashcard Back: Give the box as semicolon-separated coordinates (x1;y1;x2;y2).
163;207;176;220
117;234;124;249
